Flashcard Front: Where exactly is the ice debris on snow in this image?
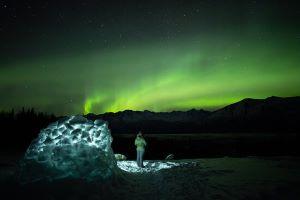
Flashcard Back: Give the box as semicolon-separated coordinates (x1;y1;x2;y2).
115;154;127;161
19;115;117;182
165;154;175;160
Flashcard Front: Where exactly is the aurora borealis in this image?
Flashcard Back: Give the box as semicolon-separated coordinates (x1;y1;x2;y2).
0;1;299;115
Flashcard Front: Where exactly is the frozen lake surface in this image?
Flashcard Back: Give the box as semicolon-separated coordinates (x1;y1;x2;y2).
1;156;300;199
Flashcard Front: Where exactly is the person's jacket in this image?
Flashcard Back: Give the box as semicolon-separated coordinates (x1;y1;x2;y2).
135;136;147;151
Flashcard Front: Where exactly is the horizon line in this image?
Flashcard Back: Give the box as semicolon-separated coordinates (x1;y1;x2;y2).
2;95;299;117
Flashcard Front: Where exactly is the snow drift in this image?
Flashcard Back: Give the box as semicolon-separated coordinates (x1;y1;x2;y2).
19;115;118;183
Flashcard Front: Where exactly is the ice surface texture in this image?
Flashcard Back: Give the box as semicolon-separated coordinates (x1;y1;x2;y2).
19;115;117;183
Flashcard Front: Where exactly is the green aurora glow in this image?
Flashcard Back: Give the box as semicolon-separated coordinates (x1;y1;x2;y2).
0;1;299;115
1;34;299;115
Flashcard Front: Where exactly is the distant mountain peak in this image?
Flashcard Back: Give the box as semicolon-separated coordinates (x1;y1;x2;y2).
83;96;300;133
266;96;281;100
86;96;299;116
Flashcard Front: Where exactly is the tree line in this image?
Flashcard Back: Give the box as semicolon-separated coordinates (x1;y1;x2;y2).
0;108;57;152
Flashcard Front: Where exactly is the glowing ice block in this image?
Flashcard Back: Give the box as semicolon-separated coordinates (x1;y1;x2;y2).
19;115;117;182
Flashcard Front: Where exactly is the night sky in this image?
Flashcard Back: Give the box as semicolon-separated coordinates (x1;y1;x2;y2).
0;0;299;115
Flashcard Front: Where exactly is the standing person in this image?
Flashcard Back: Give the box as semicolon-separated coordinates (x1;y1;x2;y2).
135;131;147;168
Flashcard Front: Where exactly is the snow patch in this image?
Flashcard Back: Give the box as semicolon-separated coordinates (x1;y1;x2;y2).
117;160;182;173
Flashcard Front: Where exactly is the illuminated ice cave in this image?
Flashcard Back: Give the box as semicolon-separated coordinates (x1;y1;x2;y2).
19;115;118;182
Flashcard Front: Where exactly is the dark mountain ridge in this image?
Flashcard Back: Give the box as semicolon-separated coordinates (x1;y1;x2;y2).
85;96;300;133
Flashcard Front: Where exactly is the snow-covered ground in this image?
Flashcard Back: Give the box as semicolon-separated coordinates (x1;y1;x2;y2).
1;156;300;199
114;157;300;200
